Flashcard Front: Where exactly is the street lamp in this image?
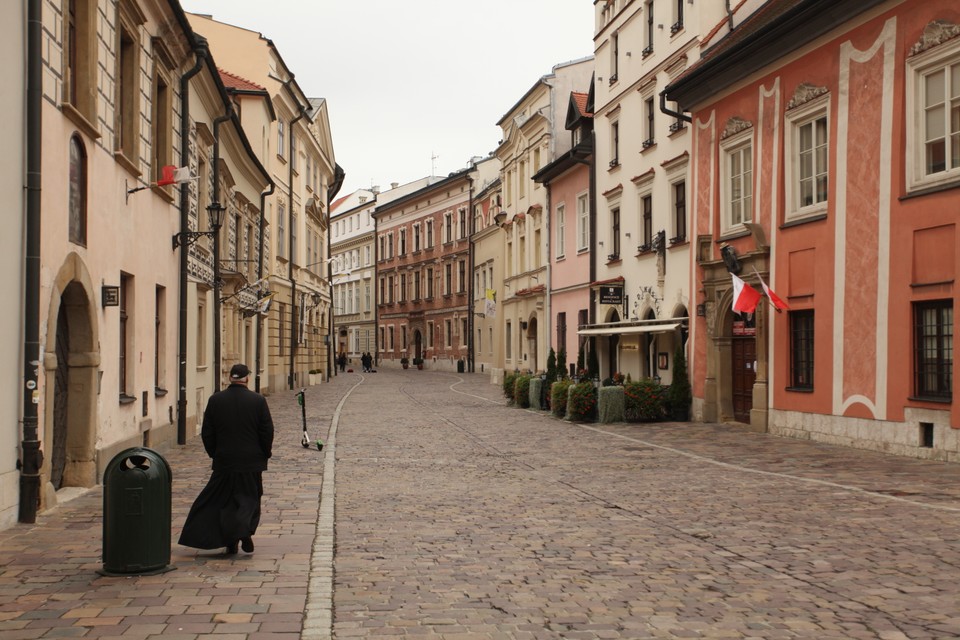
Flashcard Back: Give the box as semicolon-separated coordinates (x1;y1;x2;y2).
171;202;226;250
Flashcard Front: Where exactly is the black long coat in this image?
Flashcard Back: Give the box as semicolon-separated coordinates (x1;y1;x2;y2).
201;384;274;472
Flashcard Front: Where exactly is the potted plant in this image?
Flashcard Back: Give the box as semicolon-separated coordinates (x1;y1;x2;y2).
413;356;424;370
400;356;409;369
667;343;692;421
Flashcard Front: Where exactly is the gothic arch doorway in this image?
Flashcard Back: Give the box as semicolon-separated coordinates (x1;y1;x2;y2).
526;316;538;371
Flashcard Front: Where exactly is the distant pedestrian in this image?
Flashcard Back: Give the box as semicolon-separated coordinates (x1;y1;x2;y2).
338;352;347;372
361;352;372;372
179;364;274;555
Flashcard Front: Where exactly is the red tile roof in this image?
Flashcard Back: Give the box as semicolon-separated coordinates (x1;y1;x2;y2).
572;91;593;118
218;68;266;92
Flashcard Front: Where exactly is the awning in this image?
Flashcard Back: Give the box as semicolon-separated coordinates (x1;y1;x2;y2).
578;322;680;336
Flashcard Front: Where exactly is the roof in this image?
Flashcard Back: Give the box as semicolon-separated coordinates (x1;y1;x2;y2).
218;68;266;92
571;92;592;118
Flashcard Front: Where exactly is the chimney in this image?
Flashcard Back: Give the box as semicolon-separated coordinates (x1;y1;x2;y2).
390;182;399;189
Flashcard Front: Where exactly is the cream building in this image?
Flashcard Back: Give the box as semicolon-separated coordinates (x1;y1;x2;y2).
31;0;242;517
186;14;340;394
588;0;726;381
495;57;594;375
2;3;26;527
469;168;504;380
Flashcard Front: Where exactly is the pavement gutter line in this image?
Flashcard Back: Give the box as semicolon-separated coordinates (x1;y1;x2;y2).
302;377;364;639
579;423;960;514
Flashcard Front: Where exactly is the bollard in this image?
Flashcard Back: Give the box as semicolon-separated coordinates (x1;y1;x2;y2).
99;447;174;576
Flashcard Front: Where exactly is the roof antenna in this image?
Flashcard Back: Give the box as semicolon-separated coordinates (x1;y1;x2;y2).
431;151;439;176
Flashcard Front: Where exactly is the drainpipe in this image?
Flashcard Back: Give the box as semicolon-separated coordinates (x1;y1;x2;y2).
287;105;306;390
659;89;692;124
210;109;232;392
19;0;43;523
176;40;207;445
466;173;475;373
255;182;274;393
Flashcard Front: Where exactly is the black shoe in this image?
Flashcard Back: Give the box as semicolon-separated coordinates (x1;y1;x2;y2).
241;537;254;553
225;542;238;555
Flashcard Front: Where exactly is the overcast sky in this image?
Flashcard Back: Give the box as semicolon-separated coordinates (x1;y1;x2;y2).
178;0;596;196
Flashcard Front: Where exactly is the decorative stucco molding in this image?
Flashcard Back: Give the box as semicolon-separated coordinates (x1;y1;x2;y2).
787;82;829;110
909;19;960;56
720;116;752;140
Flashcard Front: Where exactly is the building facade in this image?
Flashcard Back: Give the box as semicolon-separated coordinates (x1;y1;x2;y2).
375;171;475;371
471;174;503;379
587;0;726;383
667;0;960;458
496;57;594;376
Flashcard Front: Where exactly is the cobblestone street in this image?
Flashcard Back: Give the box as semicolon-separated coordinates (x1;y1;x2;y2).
2;370;960;638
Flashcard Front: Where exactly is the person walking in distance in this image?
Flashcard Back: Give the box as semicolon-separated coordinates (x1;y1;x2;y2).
179;364;274;555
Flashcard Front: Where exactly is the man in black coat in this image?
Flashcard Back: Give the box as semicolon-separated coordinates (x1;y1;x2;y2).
179;363;274;555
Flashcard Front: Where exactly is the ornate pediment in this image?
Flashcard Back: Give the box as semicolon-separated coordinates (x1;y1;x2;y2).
910;20;960;56
721;117;753;140
787;83;829;110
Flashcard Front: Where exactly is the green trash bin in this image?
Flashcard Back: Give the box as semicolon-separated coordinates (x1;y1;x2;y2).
99;447;174;576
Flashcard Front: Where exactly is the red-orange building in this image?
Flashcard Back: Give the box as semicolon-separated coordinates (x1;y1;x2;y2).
374;170;474;371
666;0;960;459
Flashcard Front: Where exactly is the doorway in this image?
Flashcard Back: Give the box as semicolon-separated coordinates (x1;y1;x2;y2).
732;336;756;423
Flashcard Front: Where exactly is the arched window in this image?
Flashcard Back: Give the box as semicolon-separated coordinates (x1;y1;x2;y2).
68;135;87;245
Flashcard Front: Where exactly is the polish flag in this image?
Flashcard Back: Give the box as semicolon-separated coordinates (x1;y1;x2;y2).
156;165;192;186
731;273;761;314
752;268;790;312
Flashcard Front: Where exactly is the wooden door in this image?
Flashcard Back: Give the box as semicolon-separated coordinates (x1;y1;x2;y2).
732;336;756;423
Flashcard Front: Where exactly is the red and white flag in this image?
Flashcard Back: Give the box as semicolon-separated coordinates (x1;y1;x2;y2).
156;165;193;186
752;268;789;312
731;273;761;314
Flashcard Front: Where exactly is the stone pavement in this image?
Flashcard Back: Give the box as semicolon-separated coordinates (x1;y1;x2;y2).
3;371;960;639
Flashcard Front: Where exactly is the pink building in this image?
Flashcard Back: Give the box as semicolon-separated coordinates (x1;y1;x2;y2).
666;0;960;459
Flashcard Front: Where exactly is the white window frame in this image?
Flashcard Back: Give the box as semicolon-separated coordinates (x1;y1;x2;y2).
555;203;566;259
720;130;754;235
906;36;960;192
785;94;830;221
576;192;589;252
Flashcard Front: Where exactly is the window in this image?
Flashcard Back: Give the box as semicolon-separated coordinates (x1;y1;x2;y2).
399;274;407;303
906;38;960;190
197;298;206;367
789;310;814;390
643;96;656;148
290;213;298;264
786;95;830;218
914;300;953;400
277;204;286;258
722;132;753;232
672;181;686;242
610;31;619;83
427;267;434;298
461;319;467;347
414;224;421;251
115;2;143;168
402;326;407;350
387;276;394;303
290;131;297;171
444;213;453;243
644;0;654;55
642;195;653;248
389;326;394;350
68;135;87;245
379;326;385;351
459;208;467;239
399;228;406;255
577;193;589;251
610;121;620;167
119;273;133;399
426;220;434;247
458;260;466;293
557;312;567;353
671;0;684;33
610;207;620;259
155;286;165;391
429;322;435;348
414;270;421;300
445;263;453;295
277;119;285;158
151;54;172;185
445;319;453;348
555;204;566;259
506;321;512;359
64;0;97;127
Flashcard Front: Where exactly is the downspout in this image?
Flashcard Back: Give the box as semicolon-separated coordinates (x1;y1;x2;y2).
19;0;43;523
255;181;275;393
466;174;475;373
372;210;379;368
176;39;207;445
287;105;306;389
659;89;692;124
211;108;233;392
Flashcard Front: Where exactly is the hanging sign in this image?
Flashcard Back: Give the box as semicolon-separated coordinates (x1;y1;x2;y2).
598;285;623;305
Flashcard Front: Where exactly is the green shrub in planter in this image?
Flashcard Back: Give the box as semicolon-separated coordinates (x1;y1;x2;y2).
514;374;532;408
598;386;625;423
667;343;692;421
623;379;668;422
551;379;573;417
567;381;598;422
502;372;519;403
